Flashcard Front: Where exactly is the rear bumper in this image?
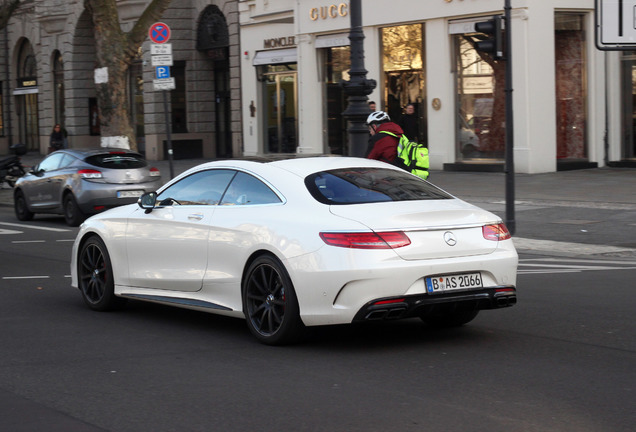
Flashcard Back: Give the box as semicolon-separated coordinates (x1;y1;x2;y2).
75;180;161;214
352;286;516;322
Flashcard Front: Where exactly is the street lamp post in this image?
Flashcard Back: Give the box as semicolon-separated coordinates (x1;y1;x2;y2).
504;0;515;235
341;0;376;157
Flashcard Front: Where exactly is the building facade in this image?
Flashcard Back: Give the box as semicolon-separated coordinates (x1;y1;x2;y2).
0;0;242;161
2;1;636;174
239;0;636;173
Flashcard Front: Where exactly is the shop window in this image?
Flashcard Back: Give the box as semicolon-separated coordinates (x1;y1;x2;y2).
172;61;188;134
454;31;505;160
381;24;427;145
555;13;587;159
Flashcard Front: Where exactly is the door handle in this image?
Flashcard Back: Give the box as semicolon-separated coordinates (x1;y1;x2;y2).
188;213;204;221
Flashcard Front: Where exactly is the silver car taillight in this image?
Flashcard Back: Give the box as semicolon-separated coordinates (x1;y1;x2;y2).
78;169;103;179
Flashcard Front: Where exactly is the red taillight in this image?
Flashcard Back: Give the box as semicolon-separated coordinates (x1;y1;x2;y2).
78;169;103;179
495;288;515;293
319;231;411;249
149;167;160;177
93;205;105;212
109;151;126;155
374;298;406;305
482;223;511;241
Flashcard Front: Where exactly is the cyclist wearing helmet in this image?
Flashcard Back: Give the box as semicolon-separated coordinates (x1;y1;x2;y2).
366;110;404;164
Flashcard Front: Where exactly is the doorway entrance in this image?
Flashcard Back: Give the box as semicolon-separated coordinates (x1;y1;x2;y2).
324;46;350;155
16;40;39;151
262;65;298;154
16;93;39;151
381;24;427;145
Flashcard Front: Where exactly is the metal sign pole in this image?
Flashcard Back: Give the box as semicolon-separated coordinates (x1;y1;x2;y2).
163;90;174;179
149;22;175;179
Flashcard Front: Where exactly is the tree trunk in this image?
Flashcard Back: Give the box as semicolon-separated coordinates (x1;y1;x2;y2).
0;0;20;30
86;0;173;151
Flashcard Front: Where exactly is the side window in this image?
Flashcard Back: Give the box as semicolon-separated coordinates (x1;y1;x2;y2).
37;153;65;172
220;171;282;206
157;169;235;206
59;154;75;169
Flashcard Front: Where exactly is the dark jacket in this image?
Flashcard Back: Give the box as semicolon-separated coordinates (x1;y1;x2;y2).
399;114;419;142
50;131;65;150
367;122;404;163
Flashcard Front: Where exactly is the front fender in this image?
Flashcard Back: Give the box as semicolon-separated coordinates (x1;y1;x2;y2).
71;211;132;289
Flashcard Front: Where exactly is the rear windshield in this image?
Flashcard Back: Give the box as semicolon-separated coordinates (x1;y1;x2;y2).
305;168;453;204
85;153;147;169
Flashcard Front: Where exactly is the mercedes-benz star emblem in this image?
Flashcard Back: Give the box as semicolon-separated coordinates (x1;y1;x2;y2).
443;231;457;246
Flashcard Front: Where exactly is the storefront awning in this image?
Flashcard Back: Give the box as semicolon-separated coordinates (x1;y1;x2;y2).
315;33;350;48
253;48;297;65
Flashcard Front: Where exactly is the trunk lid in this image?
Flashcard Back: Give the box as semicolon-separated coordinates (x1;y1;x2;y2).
329;199;502;260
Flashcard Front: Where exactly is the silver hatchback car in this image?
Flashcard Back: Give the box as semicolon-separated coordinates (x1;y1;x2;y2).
14;148;162;226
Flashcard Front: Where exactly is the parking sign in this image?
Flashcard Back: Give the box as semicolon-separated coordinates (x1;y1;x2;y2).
156;66;171;79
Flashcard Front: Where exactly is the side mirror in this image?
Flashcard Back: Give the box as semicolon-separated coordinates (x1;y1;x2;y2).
138;192;157;213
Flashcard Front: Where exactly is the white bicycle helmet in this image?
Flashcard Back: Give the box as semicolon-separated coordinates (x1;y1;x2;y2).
366;111;390;125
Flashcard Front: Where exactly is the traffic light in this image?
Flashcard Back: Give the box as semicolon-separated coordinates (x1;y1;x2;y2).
474;16;504;59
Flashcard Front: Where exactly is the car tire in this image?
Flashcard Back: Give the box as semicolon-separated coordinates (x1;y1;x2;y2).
78;236;126;311
14;190;34;221
242;254;305;345
421;306;479;328
64;193;85;227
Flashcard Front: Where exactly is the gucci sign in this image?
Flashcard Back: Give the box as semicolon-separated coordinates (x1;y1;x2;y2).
309;3;348;21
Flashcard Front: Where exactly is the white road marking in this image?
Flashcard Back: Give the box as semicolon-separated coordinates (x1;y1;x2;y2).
2;276;50;280
0;221;70;232
518;257;636;275
513;237;636;255
0;228;23;235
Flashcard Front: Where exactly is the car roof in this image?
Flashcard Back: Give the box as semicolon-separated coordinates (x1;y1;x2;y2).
57;148;143;158
267;156;397;176
186;156;398;177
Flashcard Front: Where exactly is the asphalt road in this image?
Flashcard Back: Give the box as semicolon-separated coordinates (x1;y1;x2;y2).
1;208;635;432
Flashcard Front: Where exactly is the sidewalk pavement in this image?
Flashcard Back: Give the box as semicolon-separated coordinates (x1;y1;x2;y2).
2;152;636;258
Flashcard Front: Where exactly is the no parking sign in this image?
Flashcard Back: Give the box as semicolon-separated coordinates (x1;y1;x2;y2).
149;22;171;44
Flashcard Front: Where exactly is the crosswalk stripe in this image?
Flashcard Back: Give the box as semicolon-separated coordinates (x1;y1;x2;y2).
518;257;636;275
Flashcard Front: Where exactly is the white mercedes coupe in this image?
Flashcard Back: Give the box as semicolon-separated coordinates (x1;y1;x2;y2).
71;157;518;345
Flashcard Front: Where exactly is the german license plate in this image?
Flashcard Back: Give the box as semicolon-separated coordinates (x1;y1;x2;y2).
117;190;144;198
426;272;483;293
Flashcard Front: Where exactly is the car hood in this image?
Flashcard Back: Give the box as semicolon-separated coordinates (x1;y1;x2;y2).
329;199;503;260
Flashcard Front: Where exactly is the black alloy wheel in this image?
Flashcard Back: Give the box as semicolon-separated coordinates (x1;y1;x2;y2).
243;255;304;345
14;190;34;221
64;193;85;227
78;236;125;311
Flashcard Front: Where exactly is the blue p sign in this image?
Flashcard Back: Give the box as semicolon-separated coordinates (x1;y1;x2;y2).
156;66;171;79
